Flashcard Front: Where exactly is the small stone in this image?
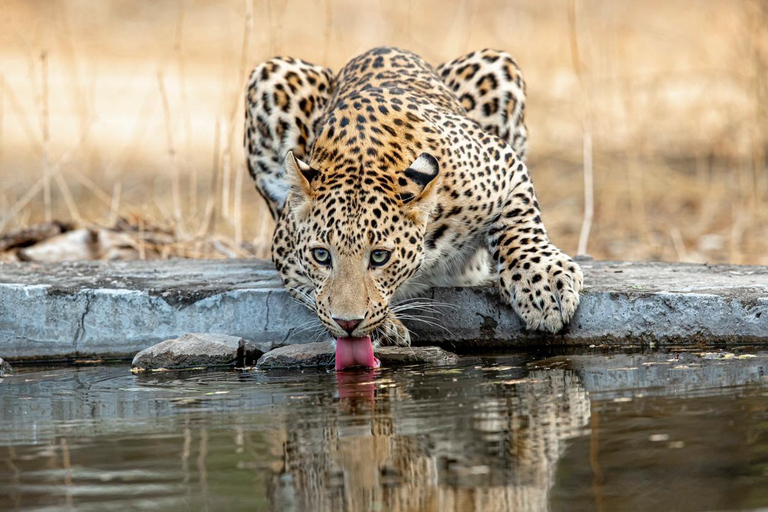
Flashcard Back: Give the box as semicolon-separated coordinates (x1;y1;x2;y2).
0;357;12;376
377;346;459;366
256;342;458;369
256;341;336;369
131;333;269;371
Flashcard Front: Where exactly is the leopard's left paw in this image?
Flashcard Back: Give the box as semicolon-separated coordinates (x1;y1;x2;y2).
499;249;583;333
376;316;412;347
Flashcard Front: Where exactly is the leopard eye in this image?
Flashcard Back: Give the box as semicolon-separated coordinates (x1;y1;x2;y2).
370;249;391;267
312;248;331;266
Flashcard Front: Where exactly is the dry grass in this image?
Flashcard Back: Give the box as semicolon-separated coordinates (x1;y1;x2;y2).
0;0;766;264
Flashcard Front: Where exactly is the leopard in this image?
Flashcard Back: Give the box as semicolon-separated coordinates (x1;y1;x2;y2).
244;47;583;365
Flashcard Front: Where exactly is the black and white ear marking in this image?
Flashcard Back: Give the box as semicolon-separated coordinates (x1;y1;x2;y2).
285;151;319;185
404;153;439;188
285;151;320;212
397;153;439;204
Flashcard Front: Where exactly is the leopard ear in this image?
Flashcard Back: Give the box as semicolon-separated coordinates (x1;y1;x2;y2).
285;151;318;194
285;151;319;215
397;153;441;221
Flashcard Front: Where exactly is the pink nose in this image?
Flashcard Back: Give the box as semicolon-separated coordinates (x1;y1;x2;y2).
333;318;363;335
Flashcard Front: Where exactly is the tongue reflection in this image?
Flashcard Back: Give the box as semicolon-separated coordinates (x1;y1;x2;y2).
335;336;381;371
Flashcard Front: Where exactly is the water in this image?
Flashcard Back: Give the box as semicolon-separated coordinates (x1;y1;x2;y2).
1;350;767;511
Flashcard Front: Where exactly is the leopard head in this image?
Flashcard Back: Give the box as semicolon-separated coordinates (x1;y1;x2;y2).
284;150;440;341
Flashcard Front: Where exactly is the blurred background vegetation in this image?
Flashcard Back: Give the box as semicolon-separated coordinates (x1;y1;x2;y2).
1;0;766;263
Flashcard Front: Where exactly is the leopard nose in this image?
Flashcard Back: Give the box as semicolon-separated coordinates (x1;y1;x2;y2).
333;318;363;335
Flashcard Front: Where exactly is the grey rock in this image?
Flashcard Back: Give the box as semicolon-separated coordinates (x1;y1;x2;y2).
132;333;269;371
0;357;12;376
0;259;767;361
256;341;458;369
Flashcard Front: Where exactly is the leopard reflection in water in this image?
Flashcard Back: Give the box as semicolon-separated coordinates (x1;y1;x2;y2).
266;367;590;512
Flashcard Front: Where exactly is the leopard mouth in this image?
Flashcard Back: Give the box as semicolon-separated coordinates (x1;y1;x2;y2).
335;336;381;371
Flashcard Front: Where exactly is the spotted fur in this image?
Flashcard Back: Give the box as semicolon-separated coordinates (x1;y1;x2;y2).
245;47;583;346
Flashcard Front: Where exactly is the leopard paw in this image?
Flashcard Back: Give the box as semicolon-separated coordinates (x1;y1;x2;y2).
376;316;412;347
499;249;583;333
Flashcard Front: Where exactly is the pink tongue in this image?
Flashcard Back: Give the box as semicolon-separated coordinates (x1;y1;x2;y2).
335;336;381;371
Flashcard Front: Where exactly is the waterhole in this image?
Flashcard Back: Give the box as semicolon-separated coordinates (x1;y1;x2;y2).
1;350;767;511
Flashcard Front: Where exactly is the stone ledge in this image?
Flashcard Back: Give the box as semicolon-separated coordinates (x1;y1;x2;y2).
0;258;766;360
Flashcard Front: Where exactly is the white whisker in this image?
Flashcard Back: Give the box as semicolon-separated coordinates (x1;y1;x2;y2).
395;314;454;335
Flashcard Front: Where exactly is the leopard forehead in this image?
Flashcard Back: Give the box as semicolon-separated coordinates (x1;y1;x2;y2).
297;179;421;251
297;93;436;253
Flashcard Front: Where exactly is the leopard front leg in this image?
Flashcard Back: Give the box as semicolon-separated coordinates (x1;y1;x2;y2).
487;161;583;333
